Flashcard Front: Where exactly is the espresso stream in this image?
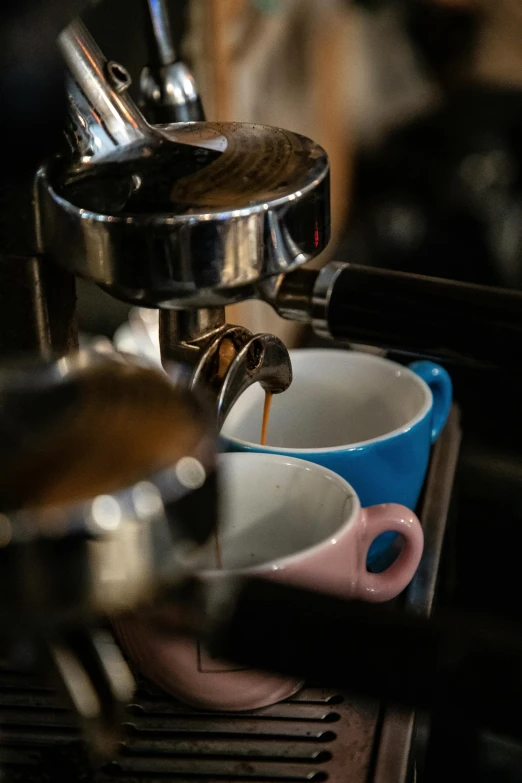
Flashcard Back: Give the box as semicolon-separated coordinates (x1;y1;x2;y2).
213;392;273;570
261;392;273;448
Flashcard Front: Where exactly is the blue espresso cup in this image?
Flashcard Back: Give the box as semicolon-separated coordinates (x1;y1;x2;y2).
221;349;452;565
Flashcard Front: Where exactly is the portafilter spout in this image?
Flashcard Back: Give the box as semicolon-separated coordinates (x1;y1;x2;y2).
159;308;292;429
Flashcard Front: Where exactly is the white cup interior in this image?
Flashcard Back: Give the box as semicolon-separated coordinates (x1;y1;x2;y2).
190;453;356;571
222;349;430;450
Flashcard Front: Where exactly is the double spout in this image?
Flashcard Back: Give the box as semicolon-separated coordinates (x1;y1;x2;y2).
159;309;292;428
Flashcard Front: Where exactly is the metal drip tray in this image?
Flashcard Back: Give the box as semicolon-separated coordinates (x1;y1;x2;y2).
0;675;377;783
115;682;376;782
0;408;461;783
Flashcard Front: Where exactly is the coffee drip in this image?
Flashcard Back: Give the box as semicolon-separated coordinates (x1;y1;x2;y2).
213;391;274;570
261;392;273;447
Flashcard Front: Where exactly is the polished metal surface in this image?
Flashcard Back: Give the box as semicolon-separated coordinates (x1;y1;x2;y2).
115;306;293;426
137;0;292;424
141;61;199;104
310;261;346;339
145;0;177;65
140;61;205;122
160;310;292;427
215;332;292;427
38;117;330;307
58;19;150;164
38;20;330;307
259;267;317;322
262;261;343;337
140;0;205;123
106;61;133;94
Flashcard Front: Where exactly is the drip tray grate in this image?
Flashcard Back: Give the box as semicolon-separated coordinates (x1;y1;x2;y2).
0;671;378;783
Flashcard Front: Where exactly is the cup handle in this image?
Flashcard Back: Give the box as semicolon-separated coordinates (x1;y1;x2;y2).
408;360;452;443
357;504;424;602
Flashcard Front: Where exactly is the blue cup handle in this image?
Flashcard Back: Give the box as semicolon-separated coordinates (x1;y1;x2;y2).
408;361;452;443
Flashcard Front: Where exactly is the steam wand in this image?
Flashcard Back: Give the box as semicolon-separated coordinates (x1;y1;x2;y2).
140;0;206;123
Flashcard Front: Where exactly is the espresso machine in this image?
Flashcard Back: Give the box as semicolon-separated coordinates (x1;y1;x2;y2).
5;1;522;781
0;0;330;763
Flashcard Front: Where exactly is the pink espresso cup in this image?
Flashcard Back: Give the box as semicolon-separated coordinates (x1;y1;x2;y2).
115;453;424;711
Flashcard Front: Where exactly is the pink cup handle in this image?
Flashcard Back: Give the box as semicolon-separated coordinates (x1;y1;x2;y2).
357;504;424;602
